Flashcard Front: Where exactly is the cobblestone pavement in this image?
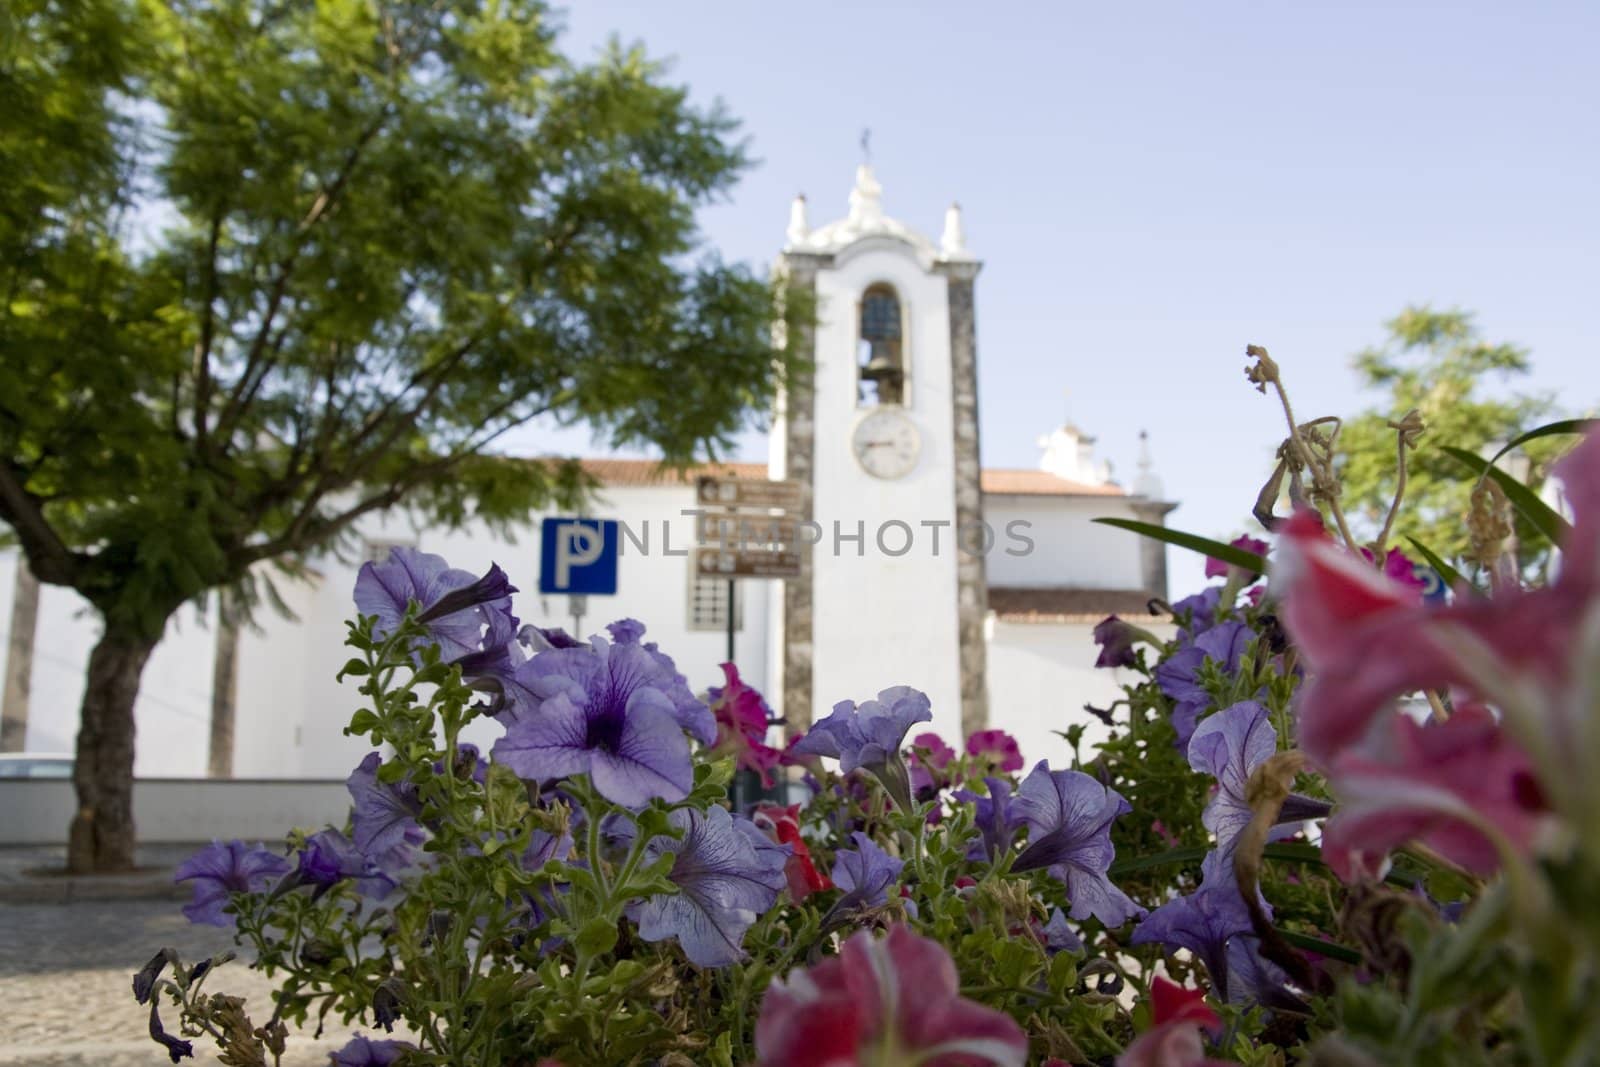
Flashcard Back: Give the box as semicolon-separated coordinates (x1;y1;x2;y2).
0;847;368;1066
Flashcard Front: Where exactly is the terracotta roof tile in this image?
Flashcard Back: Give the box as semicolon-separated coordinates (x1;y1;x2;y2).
979;469;1126;497
577;459;768;487
988;586;1162;623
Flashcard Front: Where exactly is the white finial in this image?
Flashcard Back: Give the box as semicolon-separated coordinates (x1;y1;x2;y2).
786;193;809;246
848;163;883;224
940;201;971;259
1133;430;1164;498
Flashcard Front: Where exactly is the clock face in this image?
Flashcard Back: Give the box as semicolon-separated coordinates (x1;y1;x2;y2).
852;408;921;480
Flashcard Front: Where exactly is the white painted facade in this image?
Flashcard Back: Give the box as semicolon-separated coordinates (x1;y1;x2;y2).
0;167;1173;782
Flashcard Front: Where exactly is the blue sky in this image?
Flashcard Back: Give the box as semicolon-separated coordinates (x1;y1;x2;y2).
512;0;1599;592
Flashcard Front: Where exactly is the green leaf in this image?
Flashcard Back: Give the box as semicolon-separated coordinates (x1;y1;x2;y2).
574;916;619;957
1438;445;1571;544
1487;418;1595;465
336;658;370;679
1107;845;1209;876
1092;518;1268;573
1404;536;1473;595
345;709;379;736
1279;929;1362;965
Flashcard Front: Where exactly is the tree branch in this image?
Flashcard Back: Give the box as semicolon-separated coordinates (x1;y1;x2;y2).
192;209;224;447
231;397;554;571
210;112;389;451
0;462;85;587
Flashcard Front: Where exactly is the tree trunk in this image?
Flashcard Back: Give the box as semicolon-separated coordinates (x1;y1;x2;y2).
2;559;40;752
67;621;159;873
208;606;239;778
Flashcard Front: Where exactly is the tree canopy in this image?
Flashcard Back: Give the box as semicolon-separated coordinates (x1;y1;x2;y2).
0;0;799;870
1335;306;1563;566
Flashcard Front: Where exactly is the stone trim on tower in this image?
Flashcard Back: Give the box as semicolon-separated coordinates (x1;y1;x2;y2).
778;251;830;736
936;259;988;738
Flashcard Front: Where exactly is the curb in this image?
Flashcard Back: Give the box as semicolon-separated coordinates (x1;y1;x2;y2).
0;873;188;905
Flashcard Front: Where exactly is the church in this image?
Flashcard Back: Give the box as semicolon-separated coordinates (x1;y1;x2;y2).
0;165;1175;780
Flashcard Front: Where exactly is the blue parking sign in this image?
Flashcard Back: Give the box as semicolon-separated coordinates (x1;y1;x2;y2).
539;518;619;595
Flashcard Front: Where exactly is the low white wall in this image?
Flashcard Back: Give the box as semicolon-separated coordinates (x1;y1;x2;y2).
0;779;350;845
985;619;1176;771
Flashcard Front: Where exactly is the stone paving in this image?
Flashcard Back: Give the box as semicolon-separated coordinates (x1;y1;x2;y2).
0;846;370;1066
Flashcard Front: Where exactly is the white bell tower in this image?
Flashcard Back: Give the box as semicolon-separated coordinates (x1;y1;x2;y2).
770;164;987;742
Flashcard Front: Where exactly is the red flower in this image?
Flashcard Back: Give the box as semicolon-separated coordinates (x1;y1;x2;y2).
754;925;1027;1067
1116;977;1229;1067
752;803;831;902
709;663;784;785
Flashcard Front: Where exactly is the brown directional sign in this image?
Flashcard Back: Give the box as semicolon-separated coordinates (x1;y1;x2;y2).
695;476;803;512
694;546;803;580
696;512;803;548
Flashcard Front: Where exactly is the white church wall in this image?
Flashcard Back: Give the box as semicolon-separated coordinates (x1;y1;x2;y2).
985;619;1174;770
807;244;965;740
5;478;780;780
4;549;219;774
233;484;775;777
983;495;1151;590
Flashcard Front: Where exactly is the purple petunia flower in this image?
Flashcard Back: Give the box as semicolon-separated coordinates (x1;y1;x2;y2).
1010;761;1143;927
1040;907;1083;955
957;777;1020;862
348;752;425;870
490;635;698;808
174;841;290;926
1130;851;1253;994
830;831;905;913
148;1000;194;1062
794;687;933;773
296;829;398;900
604;620;716;745
606;618;648;644
1153;620;1257;749
634;806;789;967
1194;619;1253;673
353;547;515;662
329;1034;417;1066
519;828;576;934
1092;615;1151;669
1154;644;1207;705
1187;701;1330;865
1172;587;1224;639
790;686;932;811
1130;852;1295;1008
454;611;534;711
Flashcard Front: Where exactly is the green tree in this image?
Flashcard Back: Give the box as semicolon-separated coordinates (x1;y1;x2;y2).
0;0;801;871
1336;306;1561;566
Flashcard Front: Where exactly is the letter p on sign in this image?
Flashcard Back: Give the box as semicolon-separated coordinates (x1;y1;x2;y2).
539;518;619;595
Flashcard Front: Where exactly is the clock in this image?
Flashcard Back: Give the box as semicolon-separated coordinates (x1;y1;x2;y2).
852;408;921;479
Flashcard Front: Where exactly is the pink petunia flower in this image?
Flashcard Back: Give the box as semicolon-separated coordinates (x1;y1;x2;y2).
754;924;1027;1067
708;662;785;786
966;729;1025;774
907;731;958;793
1274;427;1600;874
1204;534;1270;580
1361;545;1427;592
1116;977;1230;1067
1318;705;1547;879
